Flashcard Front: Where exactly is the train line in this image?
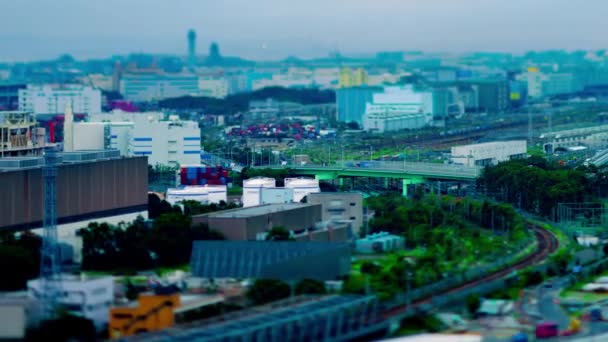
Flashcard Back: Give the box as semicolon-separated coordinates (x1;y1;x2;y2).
381;223;559;319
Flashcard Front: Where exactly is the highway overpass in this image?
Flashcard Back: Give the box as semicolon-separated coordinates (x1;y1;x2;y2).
258;161;481;195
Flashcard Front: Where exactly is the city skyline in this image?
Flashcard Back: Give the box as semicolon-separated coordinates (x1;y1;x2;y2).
0;0;607;62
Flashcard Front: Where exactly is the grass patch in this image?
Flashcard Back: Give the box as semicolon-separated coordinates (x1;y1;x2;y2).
393;315;444;336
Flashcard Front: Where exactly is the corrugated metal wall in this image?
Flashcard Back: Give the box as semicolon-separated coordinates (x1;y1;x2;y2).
0;157;148;230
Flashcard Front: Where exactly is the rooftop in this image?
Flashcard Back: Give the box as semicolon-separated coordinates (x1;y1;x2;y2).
200;203;318;219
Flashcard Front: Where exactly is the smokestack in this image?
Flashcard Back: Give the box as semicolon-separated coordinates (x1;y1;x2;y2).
63;103;74;152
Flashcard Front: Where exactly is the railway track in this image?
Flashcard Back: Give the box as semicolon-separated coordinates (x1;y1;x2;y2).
381;223;559;318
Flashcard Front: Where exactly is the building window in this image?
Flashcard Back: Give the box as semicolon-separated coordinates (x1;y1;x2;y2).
350;202;356;206
350;216;356;220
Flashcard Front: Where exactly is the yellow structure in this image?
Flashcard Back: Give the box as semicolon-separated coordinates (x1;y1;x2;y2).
338;68;369;88
109;293;180;339
569;318;581;332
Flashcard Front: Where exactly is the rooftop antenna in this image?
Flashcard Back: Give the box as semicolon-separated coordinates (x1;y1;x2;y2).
40;146;62;318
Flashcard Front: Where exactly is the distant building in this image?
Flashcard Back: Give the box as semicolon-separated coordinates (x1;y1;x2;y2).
362;86;434;132
307;192;363;235
18;84;101;115
190;241;351;281
0;82;26;110
242;177;277;208
28;275;114;330
198;77;229;99
338;68;369;88
469;79;509;113
192;203;323;240
336;86;382;125
451;140;527;167
120;74;199;102
517;69;583;98
187;29;197;71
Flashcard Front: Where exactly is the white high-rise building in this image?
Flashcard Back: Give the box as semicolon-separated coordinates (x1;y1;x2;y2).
18;84;101;115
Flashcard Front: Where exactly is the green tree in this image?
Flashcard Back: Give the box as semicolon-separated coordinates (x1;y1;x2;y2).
295;279;327;295
247;279;291;305
0;245;38;290
466;294;481;315
265;226;293;241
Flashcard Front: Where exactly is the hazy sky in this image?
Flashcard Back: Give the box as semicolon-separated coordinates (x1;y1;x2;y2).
0;0;606;61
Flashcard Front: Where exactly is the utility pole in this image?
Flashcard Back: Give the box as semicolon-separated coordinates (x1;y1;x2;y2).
40;147;62;318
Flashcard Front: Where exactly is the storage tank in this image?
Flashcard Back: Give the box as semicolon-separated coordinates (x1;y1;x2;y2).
260;187;294;205
284;177;320;203
166;186;209;205
242;177;276;207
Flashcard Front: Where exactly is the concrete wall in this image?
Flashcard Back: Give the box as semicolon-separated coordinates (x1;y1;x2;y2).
0;157;148;230
308;192;363;235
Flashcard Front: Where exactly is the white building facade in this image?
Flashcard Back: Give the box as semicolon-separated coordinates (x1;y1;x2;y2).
362;86;434;132
131;117;201;167
451;140;527;167
198;77;229;98
28;276;114;330
72;112;201;167
166;185;228;205
120;74;199;102
18;84;101;115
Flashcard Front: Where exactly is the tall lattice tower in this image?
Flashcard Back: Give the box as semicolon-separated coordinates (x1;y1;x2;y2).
40;147;62;318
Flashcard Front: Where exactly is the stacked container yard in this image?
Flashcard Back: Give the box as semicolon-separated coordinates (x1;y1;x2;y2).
178;165;231;186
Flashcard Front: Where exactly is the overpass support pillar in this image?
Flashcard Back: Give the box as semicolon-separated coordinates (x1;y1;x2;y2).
402;177;424;197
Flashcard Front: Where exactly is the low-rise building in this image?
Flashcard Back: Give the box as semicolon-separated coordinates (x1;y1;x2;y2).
356;232;405;254
28;275;114;330
362;86;434;132
450;140;527;167
192;203;322;241
308;192;363;235
166;185;227;206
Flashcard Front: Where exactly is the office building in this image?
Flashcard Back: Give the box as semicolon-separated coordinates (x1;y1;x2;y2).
0;82;26;110
192;203;322;240
190;241;351;281
451;140;527;167
338;68;369;88
18;84;101;115
28;275;114;330
198;77;229;98
336;86;382;125
469;79;509;113
362;86;434;132
517;68;582;98
120;73;199;102
307;192;363;235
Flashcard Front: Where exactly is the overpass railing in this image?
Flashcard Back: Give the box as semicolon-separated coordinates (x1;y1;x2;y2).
281;161;481;178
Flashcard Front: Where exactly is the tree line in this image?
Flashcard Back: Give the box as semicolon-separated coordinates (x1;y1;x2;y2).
159;87;335;114
477;156;608;218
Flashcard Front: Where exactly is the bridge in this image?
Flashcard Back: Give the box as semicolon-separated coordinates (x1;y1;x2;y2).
259;161;481;196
